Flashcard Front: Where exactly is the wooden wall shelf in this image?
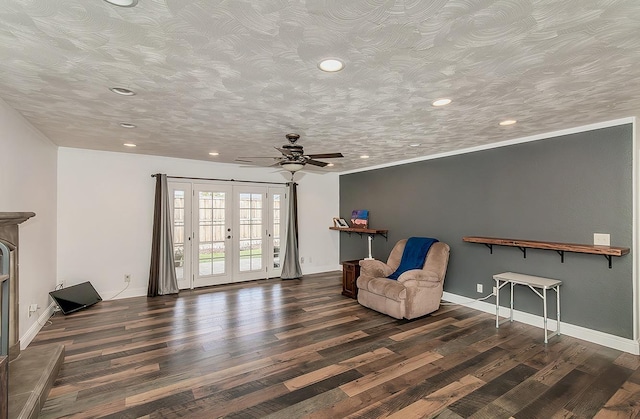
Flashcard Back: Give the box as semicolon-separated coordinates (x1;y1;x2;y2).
330;227;388;240
463;236;630;268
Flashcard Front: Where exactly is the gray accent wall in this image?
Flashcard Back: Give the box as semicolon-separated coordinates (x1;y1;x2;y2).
339;124;633;338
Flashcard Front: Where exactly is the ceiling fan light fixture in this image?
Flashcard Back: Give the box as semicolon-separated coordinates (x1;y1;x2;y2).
280;162;305;172
104;0;138;7
318;58;344;72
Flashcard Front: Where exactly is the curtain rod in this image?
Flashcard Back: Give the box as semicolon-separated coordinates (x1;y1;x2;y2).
151;174;288;185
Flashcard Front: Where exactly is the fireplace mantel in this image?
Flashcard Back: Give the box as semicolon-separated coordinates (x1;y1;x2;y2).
0;212;35;227
0;212;35;362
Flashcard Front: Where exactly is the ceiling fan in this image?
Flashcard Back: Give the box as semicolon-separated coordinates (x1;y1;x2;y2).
236;133;344;172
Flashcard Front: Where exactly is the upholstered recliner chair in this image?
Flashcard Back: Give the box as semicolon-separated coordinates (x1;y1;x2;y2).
356;239;450;319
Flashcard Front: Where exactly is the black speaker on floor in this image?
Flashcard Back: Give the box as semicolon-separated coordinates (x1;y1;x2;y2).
49;281;102;315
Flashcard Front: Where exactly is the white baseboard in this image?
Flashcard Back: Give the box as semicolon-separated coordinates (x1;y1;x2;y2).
21;302;56;349
103;285;148;300
303;264;342;275
442;291;640;355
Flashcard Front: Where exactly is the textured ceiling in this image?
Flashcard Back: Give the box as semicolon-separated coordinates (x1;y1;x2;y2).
1;0;640;172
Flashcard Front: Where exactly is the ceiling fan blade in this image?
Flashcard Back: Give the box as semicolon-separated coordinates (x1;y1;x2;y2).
236;156;281;160
306;152;343;159
275;147;293;156
306;159;328;167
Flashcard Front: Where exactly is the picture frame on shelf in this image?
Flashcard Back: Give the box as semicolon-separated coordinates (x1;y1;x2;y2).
333;217;350;228
350;209;369;229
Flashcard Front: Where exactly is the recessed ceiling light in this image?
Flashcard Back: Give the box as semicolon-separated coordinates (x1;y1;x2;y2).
360;155;370;159
104;0;138;7
123;143;136;147
499;119;517;126
409;143;421;147
209;152;219;156
318;59;345;72
432;98;452;107
327;163;334;167
119;123;136;128
110;87;136;96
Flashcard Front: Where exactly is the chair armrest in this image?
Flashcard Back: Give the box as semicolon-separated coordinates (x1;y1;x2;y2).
398;269;441;285
359;259;394;278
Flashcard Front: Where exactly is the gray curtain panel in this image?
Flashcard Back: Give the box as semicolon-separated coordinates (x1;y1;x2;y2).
148;174;179;296
281;182;302;280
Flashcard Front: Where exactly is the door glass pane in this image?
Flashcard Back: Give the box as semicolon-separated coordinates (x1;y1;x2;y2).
239;193;262;272
173;190;185;280
199;191;226;275
273;193;281;268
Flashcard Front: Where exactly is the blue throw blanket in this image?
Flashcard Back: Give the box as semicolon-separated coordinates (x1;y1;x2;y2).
387;237;438;280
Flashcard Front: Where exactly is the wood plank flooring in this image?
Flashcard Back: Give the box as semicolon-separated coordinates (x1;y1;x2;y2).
29;271;640;418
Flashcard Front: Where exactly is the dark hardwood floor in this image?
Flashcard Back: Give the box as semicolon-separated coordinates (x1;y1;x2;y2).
30;271;640;418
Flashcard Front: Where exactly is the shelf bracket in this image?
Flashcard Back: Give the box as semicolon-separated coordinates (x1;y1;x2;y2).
604;254;612;269
518;247;527;258
369;232;388;241
556;250;564;263
339;230;387;241
484;243;493;254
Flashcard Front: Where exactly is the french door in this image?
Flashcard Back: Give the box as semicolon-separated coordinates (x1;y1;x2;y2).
169;181;286;289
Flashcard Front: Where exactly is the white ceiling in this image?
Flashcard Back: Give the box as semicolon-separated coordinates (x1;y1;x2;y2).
1;0;640;172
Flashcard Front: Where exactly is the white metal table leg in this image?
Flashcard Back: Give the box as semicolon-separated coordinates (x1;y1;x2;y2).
556;285;561;336
495;278;500;328
510;281;514;322
543;287;548;343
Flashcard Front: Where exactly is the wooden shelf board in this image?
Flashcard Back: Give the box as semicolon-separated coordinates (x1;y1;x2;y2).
463;236;629;257
330;227;388;234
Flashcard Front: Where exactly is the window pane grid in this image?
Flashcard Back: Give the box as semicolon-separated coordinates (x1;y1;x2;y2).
239;193;262;272
199;191;226;275
272;194;281;268
173;190;186;280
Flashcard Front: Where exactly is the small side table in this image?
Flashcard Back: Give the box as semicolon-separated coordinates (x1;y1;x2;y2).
341;260;361;299
493;271;562;343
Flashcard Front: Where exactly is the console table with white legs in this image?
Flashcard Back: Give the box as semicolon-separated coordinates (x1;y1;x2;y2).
493;271;562;343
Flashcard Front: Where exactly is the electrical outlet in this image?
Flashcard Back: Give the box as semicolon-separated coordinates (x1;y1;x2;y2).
476;284;483;293
300;256;304;264
28;303;38;317
124;274;131;283
594;233;610;246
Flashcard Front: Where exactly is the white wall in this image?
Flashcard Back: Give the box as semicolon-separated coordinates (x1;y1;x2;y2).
57;148;341;299
0;98;57;347
297;172;341;274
